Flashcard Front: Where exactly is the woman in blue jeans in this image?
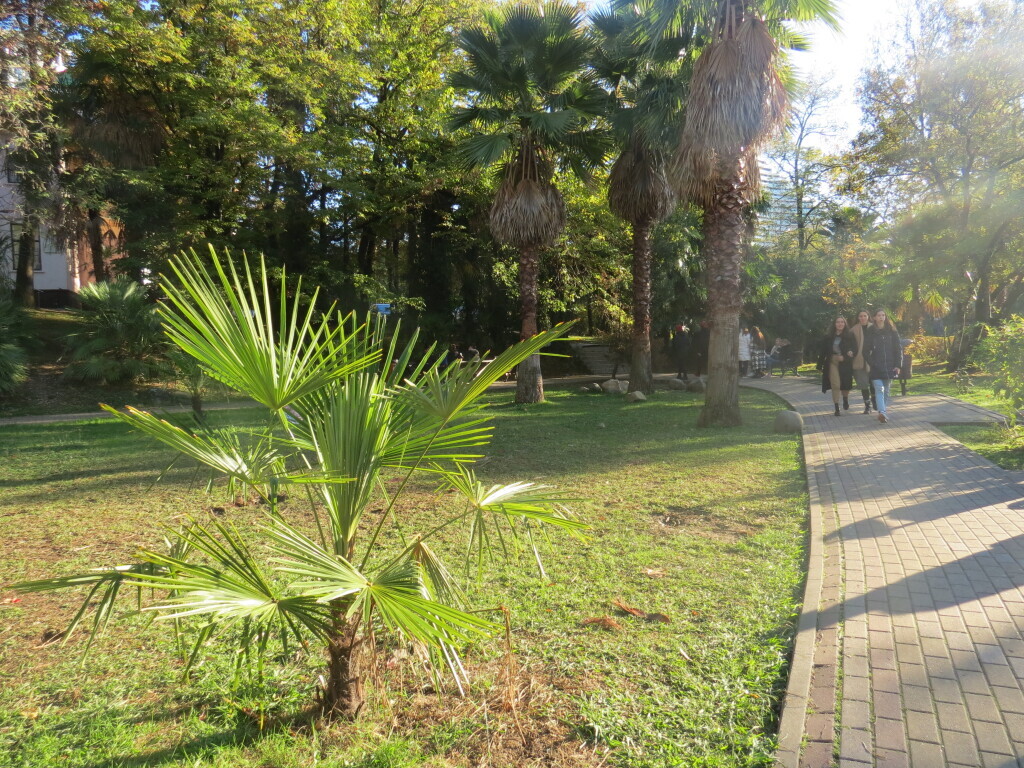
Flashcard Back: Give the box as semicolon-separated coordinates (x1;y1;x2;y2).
863;309;903;423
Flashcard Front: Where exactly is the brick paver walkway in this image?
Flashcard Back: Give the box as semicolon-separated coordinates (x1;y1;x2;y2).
746;377;1024;768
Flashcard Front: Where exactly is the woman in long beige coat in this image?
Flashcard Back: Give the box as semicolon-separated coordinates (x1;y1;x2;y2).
849;310;875;414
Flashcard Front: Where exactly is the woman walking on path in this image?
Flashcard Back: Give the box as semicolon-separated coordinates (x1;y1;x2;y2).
818;316;855;417
850;310;875;414
863;309;903;424
749;326;768;377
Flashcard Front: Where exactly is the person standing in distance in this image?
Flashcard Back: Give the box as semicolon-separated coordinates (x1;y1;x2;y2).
863;309;903;424
738;326;752;378
818;316;855;417
671;324;690;381
849;310;875;414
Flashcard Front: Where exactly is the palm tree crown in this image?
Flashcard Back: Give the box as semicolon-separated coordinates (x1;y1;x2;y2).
449;2;610;250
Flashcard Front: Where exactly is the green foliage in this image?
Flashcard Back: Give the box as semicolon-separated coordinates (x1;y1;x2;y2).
17;249;580;716
64;279;165;385
978;316;1024;417
0;296;31;395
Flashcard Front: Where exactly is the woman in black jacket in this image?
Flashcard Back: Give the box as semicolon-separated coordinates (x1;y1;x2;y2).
818;316;856;416
863;309;903;423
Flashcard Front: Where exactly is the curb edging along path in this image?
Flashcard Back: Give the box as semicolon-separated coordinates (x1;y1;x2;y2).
746;377;1024;768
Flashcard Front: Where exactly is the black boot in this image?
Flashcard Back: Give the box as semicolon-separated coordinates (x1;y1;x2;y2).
843;395;849;411
834;403;841;417
861;390;871;413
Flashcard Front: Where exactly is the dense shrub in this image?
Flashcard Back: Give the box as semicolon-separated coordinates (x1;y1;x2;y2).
64;280;165;385
977;316;1024;419
0;296;30;394
908;335;953;365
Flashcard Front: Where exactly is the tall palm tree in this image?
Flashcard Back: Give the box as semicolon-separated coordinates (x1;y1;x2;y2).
660;0;838;425
449;2;609;403
591;5;690;393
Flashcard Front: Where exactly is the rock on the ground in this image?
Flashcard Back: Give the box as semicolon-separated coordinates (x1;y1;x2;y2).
668;378;688;390
601;379;623;393
619;380;631;393
773;410;804;434
686;378;706;393
625;391;647;402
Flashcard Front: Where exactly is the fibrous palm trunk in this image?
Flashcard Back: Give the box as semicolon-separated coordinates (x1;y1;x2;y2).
515;243;544;403
629;220;655;394
697;161;747;428
86;209;107;282
322;611;364;719
15;226;36;308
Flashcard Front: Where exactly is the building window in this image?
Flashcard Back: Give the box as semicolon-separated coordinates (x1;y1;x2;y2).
8;223;43;272
5;155;20;184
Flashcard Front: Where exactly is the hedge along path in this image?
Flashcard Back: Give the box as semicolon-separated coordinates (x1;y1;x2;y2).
745;376;1024;767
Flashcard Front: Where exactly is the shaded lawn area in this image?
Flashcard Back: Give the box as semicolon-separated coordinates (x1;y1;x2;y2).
0;310;245;419
0;385;807;768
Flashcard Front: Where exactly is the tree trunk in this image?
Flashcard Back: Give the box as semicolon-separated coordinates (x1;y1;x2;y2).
697;168;747;428
515;243;543;404
976;263;992;323
322;612;364;720
86;209;107;282
14;225;36;308
629;220;654;394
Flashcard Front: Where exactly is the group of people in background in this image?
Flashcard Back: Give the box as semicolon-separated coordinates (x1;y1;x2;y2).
817;309;911;424
668;310;912;425
670;322;794;380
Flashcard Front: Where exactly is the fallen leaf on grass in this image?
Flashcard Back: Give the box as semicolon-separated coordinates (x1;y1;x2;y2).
582;616;622;631
612;598;671;624
20;708;40;719
1;597;22;604
642;567;666;578
611;598;645;618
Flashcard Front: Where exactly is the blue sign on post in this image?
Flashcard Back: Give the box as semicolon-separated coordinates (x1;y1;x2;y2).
373;303;392;316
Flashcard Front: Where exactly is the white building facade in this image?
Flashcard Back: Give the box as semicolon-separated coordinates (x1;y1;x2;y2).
1;149;95;302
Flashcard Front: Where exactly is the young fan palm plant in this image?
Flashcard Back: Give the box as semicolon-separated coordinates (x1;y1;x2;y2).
65;279;165;384
591;3;691;393
449;2;609;403
16;249;582;720
657;0;838;425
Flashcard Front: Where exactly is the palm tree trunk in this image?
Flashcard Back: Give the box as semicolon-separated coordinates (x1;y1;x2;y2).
86;209;107;282
697;169;746;428
14;225;36;308
322;611;364;719
516;243;544;403
629;220;654;394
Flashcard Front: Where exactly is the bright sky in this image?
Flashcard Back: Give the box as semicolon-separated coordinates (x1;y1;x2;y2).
791;0;982;148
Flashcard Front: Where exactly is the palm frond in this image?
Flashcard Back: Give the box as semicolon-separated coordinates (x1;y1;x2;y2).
160;247;379;412
101;406;283;492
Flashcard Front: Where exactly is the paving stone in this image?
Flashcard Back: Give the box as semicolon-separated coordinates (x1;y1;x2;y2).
906;711;941;744
943;729;982;764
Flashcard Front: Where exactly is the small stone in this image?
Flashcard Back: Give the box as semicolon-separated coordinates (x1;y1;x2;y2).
773;410;804;434
625;391;647;402
600;379;623;393
686;378;706;393
620;380;631;392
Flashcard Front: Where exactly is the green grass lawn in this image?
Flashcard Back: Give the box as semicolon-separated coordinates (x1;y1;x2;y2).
0;384;807;768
